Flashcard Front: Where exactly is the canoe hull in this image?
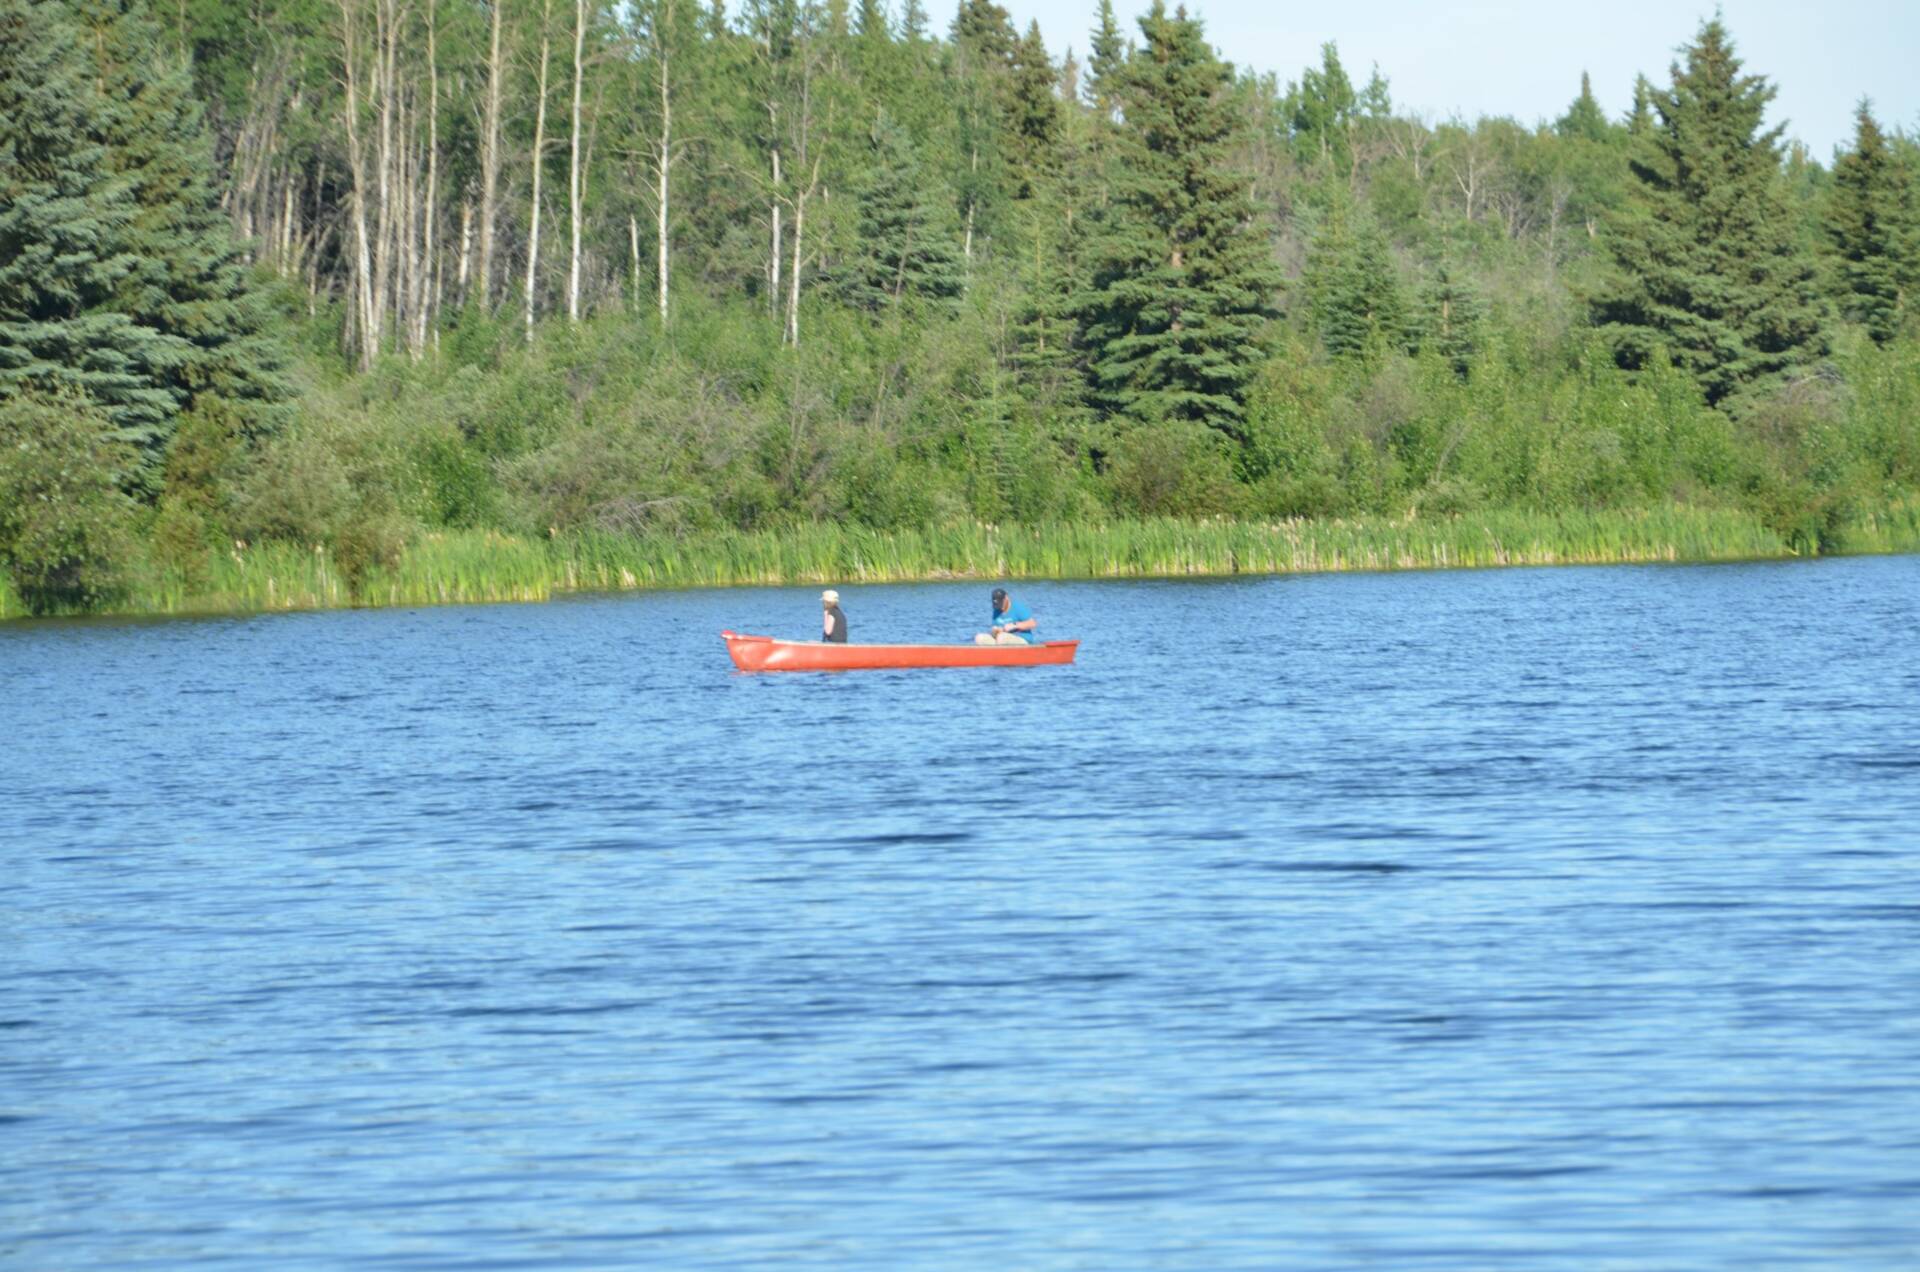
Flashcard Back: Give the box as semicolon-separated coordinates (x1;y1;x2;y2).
722;630;1079;672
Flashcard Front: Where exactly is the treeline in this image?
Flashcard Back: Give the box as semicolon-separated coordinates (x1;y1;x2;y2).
1;0;1919;613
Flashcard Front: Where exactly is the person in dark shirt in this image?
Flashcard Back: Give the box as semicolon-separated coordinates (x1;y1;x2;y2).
821;589;848;643
975;587;1036;644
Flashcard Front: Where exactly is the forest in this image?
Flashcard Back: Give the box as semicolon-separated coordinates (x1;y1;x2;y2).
2;0;1918;615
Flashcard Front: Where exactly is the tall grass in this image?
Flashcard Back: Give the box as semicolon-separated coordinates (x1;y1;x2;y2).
545;506;1795;588
5;503;1916;623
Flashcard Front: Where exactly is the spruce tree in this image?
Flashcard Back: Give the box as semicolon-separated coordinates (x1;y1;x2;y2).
1304;200;1403;359
1593;19;1827;407
1825;103;1907;344
0;0;181;466
1077;1;1279;438
1011;100;1095;413
1551;72;1627;237
1006;20;1058;199
950;0;1015;64
1412;263;1484;375
1555;72;1610;142
82;0;286;443
835;112;964;310
1086;0;1124;114
1626;75;1653;137
853;0;888;45
899;0;927;41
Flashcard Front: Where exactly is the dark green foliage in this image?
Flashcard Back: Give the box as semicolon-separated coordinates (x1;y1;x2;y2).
899;0;927;41
1305;201;1403;359
1086;0;1124;113
1010;205;1091;412
1284;42;1357;170
0;390;139;613
949;0;1014;65
1546;73;1628;237
7;0;1920;620
0;0;182;467
1412;263;1484;375
149;398;247;584
0;0;282;501
1593;20;1829;407
1627;75;1654;136
1078;1;1279;438
1104;418;1240;516
1825;104;1908;344
78;0;287;443
835;113;965;309
1006;20;1058;198
1556;72;1610;142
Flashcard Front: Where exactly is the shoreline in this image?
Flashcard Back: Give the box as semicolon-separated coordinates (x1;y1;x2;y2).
5;505;1917;623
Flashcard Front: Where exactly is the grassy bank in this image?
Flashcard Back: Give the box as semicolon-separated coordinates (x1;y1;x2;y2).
8;503;1917;623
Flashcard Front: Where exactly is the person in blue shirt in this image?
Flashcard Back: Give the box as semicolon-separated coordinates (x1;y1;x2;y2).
976;587;1037;645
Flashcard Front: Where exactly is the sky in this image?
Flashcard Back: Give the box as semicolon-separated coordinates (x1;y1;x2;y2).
992;0;1920;159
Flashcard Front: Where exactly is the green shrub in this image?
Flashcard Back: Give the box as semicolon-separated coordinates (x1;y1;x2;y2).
1104;421;1245;517
148;400;250;588
0;392;140;614
414;425;499;528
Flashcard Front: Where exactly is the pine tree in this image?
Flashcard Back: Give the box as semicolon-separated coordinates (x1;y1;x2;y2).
0;0;182;469
1077;1;1279;437
1304;200;1403;359
1825;102;1907;344
1412;263;1484;375
835;112;964;310
1593;19;1828;407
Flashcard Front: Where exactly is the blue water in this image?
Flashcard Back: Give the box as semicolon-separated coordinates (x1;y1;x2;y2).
5;556;1920;1269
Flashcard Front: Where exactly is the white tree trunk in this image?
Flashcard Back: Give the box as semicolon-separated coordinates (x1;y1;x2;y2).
371;0;398;349
477;0;506;308
769;147;781;319
458;198;473;295
629;213;641;308
786;193;802;347
566;0;587;322
524;1;553;342
420;0;439;347
655;14;670;327
339;0;379;369
786;159;818;348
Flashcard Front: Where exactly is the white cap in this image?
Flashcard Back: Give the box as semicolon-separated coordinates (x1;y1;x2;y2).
821;589;839;604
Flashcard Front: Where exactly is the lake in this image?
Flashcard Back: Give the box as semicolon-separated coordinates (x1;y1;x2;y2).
4;556;1919;1269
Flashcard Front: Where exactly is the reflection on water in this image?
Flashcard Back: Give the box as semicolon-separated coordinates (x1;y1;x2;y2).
5;557;1920;1268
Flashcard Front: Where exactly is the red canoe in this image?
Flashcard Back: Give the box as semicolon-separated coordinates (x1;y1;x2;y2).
722;630;1079;672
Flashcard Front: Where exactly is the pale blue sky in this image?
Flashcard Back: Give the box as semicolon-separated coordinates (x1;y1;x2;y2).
992;0;1919;159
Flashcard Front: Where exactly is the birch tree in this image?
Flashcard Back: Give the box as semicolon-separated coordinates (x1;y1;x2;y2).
475;0;509;308
524;0;555;339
